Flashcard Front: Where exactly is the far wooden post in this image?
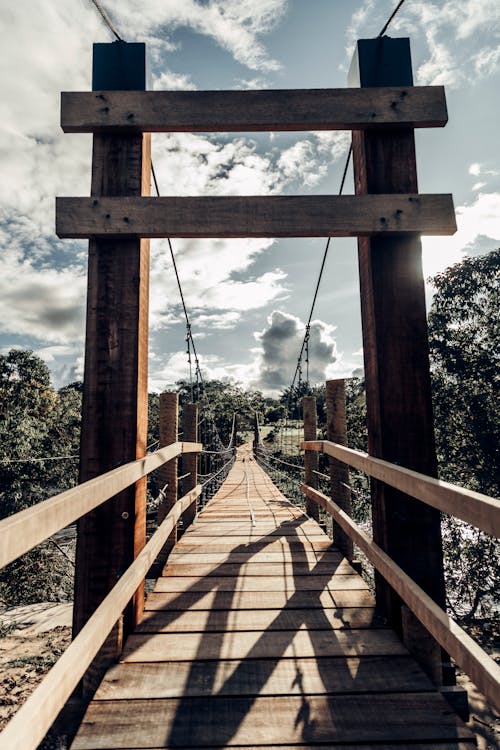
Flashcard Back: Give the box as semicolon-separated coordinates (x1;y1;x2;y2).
253;412;260;452
326;379;354;561
303;396;319;521
181;403;198;530
158;392;179;552
73;42;150;689
350;37;446;681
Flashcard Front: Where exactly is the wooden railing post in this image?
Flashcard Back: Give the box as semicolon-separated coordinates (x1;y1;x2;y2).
73;42;151;686
253;412;259;452
303;396;319;521
326;379;353;561
181;403;198;530
158;392;179;553
350;37;446;681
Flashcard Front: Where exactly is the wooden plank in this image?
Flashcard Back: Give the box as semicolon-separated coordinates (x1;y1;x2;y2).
145;589;376;611
56;194;457;239
173;538;334;552
122;628;407;662
136;606;382;633
71;746;475;750
303;395;319;520
181;526;329;536
0;487;199;750
0;442;200;570
167;550;342;563
71;693;471;748
153;574;368;593
326;378;353;559
303;439;500;537
61;86;448;133
302;482;500;715
94;655;430;699
162;561;356;577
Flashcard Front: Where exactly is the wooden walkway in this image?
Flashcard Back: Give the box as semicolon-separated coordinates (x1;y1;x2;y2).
71;446;475;749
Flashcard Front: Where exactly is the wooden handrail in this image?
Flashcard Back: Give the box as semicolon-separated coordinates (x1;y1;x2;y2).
301;482;500;714
0;441;202;570
302;440;500;537
61;86;448;133
0;484;201;750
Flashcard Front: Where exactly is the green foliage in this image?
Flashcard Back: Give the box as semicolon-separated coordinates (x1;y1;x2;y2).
428;250;500;620
0;349;80;605
428;249;499;496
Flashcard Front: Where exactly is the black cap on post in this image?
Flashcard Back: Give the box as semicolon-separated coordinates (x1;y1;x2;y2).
92;41;146;91
348;37;413;87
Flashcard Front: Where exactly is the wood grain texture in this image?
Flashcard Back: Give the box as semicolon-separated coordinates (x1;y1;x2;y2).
0;442;200;570
71;693;470;748
144;589;376;611
302;439;500;538
350;44;448;634
56;194;457;239
0;487;199;750
67;447;474;750
153;574;368;593
122;629;407;662
302;482;500;714
94;655;430;699
162;561;356;577
61;86;448;133
136;606;382;633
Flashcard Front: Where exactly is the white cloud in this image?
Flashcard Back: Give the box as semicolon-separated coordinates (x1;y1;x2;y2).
192;312;242;330
153;70;197;90
251;310;339;393
113;0;288;72
346;0;500;87
422;191;500;278
0;241;87;344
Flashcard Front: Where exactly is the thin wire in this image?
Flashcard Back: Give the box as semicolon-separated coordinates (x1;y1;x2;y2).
89;0;123;41
287;144;353;406
285;0;408;401
0;455;78;464
378;0;408;37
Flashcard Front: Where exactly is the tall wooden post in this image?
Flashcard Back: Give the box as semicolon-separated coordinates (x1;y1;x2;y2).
181;403;198;530
73;41;151;667
349;38;446;665
303;396;319;521
158;392;179;553
253;412;259;452
326;379;353;560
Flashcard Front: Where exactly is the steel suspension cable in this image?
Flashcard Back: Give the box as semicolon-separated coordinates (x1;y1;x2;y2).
378;0;408;37
89;0;123;41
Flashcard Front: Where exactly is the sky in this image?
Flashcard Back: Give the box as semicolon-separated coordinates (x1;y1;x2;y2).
0;0;499;395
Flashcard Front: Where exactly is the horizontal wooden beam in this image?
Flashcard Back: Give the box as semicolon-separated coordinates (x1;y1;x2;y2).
301;482;500;715
302;440;500;538
56;194;456;239
0;485;200;750
61;86;448;133
0;442;202;570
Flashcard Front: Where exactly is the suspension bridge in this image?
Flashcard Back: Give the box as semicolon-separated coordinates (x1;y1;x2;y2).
0;11;499;750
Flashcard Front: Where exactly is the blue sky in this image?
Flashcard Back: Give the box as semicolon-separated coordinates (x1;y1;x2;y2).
0;0;499;394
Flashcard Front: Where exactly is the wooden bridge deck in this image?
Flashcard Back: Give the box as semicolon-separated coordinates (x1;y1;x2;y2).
71;446;475;749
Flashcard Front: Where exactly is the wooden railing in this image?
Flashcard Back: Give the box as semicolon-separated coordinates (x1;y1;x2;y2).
0;441;201;750
301;438;500;714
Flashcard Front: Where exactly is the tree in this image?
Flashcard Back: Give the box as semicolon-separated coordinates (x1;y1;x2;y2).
428;249;499;496
0;350;81;605
428;249;499;620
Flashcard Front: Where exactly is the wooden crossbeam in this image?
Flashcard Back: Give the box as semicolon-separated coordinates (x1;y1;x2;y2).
56;194;456;239
61;86;448;133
